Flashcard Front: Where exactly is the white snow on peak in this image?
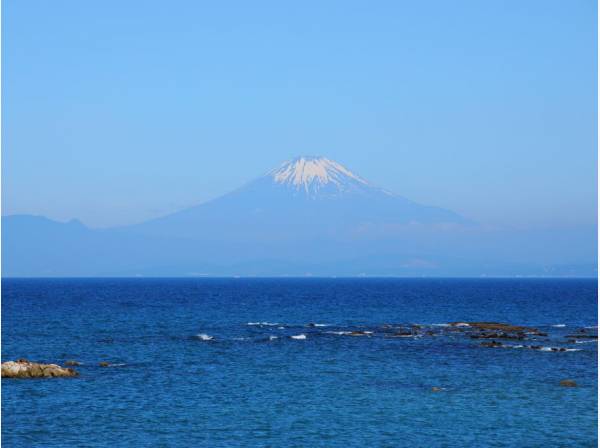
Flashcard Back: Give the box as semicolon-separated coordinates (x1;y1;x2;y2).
269;156;369;192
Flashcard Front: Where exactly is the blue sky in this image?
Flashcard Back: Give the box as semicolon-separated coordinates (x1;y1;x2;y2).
2;0;597;228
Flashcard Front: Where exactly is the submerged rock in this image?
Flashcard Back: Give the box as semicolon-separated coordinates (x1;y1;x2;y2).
431;387;443;392
99;361;110;367
390;330;413;338
64;360;82;366
470;331;525;340
349;331;371;337
559;379;578;387
1;360;78;378
480;340;503;348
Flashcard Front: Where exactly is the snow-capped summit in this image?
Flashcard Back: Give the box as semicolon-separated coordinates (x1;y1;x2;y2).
267;156;372;196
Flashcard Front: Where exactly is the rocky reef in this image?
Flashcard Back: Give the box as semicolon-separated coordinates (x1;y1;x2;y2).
1;359;78;378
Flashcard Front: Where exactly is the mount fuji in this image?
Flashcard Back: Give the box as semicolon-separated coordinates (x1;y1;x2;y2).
2;156;595;277
129;156;468;241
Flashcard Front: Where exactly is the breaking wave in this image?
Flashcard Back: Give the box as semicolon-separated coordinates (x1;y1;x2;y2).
247;322;281;327
195;334;214;341
290;334;307;340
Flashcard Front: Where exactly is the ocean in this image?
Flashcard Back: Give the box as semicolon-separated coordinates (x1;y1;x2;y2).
1;278;598;447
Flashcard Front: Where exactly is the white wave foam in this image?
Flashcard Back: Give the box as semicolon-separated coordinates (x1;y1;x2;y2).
537;346;581;352
269;336;279;341
432;323;450;327
574;339;597;344
196;333;214;341
584;325;598;329
551;324;566;328
326;331;352;335
247;322;280;326
290;334;307;340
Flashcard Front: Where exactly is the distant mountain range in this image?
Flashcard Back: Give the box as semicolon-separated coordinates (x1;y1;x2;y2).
2;156;596;277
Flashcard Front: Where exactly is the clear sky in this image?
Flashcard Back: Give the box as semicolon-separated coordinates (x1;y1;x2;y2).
2;0;597;228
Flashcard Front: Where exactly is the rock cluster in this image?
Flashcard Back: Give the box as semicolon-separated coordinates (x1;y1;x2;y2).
452;322;547;340
1;359;78;378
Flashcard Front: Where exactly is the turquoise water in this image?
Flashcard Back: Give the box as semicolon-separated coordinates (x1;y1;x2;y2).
1;278;598;447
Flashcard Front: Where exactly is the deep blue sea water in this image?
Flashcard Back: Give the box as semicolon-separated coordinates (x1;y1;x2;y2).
1;278;598;447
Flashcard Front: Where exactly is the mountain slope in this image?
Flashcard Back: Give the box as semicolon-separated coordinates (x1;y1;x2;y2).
129;156;469;241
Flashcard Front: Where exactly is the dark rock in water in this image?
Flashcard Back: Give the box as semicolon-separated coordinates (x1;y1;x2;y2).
64;360;82;366
99;362;110;367
349;331;370;337
559;379;577;387
392;330;413;337
1;360;78;378
454;321;543;335
431;387;443;392
565;334;597;339
471;331;525;340
480;340;503;348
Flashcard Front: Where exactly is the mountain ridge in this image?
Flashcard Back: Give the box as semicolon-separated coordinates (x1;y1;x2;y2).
2;156;596;277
